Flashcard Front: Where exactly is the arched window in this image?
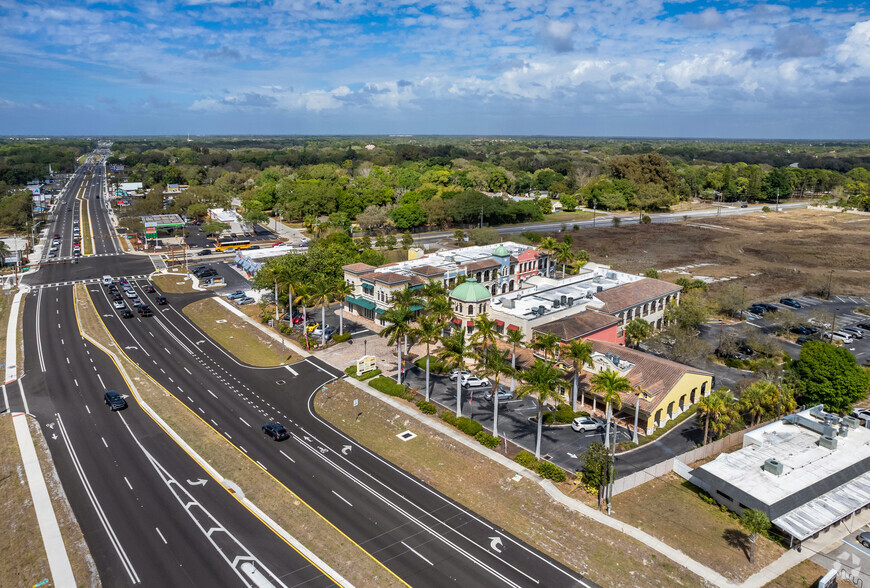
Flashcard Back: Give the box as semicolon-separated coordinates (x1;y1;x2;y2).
467;304;473;315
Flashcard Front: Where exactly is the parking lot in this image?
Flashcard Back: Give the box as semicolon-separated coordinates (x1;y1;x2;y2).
182;222;280;250
741;294;870;363
812;524;870;587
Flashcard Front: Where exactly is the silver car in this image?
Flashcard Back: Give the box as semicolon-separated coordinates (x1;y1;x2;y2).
571;417;605;432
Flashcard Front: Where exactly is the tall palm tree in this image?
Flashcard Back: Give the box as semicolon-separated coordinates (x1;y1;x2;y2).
438;329;475;417
333;280;354;336
421;279;447;301
412;315;443;401
539;236;557;277
516;359;568;459
471;314;499;353
696;387;730;445
590;369;633;449
530;332;560;361
739;381;773;427
553;241;574;277
428;294;454;326
564;338;594;409
478;346;515;438
391;286;423;353
311;278;334;347
505;327;525;392
293;282;313;350
380;306;414;385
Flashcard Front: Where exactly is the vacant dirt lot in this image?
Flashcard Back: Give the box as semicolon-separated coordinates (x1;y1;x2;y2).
563;209;870;301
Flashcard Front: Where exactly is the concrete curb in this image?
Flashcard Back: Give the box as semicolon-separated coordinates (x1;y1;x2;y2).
77;294;351;587
11;412;76;587
213;296;310;358
341;376;739;588
4;288;25;383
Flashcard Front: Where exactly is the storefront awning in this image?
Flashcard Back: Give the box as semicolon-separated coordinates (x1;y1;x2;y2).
347;296;376;310
495;319;505;326
375;308;386;315
452;318;461;325
507;324;519;331
467;320;474;327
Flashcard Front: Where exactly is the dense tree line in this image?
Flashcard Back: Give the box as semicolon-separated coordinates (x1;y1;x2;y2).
0;140;92;187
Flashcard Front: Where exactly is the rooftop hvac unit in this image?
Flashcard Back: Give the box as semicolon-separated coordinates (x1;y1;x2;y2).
762;458;783;476
560;295;567;305
538;305;546;315
612;355;621;366
839;422;849;438
824;413;839;427
818;435;838;450
504;299;515;309
553;300;560;308
567;297;574;307
597;285;603;293
586;291;593;299
606;271;616;280
843;416;860;430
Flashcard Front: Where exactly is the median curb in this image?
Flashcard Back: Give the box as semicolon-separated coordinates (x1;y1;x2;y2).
213;296;310;358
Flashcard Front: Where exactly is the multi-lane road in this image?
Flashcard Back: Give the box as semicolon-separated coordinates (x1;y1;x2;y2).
14;152;596;586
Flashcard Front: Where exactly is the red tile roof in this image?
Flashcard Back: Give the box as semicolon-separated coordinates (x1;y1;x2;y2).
343;262;376;274
463;259;500;272
533;310;619;341
595;278;681;313
359;271;411;285
410;265;445;276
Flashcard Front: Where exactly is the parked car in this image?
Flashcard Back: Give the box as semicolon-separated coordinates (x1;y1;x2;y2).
779;298;801;308
856;323;870;331
461;375;491;388
262;422;289;441
796;336;820;345
791;326;814;336
236;296;255;305
227;290;246;300
104;390;127;411
571;417;605;432
857;531;870;549
825;331;854;344
747;304;767;315
758;303;778;313
448;369;471;381
312;325;336;337
305;322;319;332
851;409;870;422
842;326;864;339
484;386;513;402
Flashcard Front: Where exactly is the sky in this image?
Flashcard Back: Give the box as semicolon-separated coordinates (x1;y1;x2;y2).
1;0;869;138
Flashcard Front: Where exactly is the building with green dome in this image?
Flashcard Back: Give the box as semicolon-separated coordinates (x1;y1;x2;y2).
449;278;491;335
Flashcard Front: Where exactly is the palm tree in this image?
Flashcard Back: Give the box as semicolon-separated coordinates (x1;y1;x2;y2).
333;280;354;336
590;369;633;449
438;329;475;417
530;332;560;361
505;327;524;392
380;306;414;385
412;315;443;401
311;278;334;347
428;294;454;326
515;360;568;459
391;286;423;354
739;381;773;427
697;387;737;444
421;279;447;301
478;346;515;438
740;509;771;564
471;314;499;353
624;318;651;348
553;241;574;277
539;236;557;277
564;339;594;409
293;283;313;350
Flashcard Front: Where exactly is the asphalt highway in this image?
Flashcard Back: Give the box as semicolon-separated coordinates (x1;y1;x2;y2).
92;281;596;587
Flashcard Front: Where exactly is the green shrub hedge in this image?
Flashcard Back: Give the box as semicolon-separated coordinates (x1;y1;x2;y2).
514;450;538;469
475;431;500;448
414;356;448;374
332;332;352;343
416;400;437;414
454;416;483;437
345;365;382;381
536;461;567;482
369;376;413;400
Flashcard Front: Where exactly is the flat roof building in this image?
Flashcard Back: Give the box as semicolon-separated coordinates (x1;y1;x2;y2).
692;406;870;544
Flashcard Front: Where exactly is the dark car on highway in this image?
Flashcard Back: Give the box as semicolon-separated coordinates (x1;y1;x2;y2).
197;249;212;256
104;390;127;411
779;298;801;308
121;309;134;319
262;422;289;441
155;295;167;305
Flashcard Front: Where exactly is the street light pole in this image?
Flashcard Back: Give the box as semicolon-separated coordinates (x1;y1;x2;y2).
592;200;597;227
632;391;641;444
826;270;834;300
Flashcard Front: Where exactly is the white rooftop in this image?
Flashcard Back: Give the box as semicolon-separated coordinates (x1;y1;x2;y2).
236;246;297;261
697;408;870;509
490;262;642;319
373;241;537;278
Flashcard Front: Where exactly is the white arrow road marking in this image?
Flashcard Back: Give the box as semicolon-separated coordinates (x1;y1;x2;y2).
51;434;57;440
567;452;578;459
489;536;504;553
186;479;208;486
124;346;138;350
342;445;352;455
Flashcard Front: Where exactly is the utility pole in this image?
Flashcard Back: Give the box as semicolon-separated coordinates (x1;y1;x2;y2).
592;200;597;227
632;392;641;444
606;422;617;514
826;270;834;300
776;189;780;212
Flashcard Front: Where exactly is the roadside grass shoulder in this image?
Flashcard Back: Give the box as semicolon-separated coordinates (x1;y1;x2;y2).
74;285;402;588
612;472;784;583
182;298;300;366
314;379;704;588
0;415;99;587
763;559;855;588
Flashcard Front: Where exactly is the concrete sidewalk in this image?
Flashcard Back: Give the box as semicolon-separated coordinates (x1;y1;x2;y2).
12;412;76;587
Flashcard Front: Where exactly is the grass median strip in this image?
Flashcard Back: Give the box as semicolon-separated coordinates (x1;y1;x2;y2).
0;415;99;587
182;297;300;366
315;379;704;588
79;195;93;256
73;284;401;588
151;269;197;294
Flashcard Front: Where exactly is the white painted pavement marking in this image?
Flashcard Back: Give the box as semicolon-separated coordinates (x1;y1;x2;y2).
239;417;251;428
208;390;218;398
101;437;108;448
124;477;133;490
155;528;168;545
85;405;90;414
401;541;433;566
18;379;29;415
331;490;353;507
96;373;105;389
279;450;295;463
285;365;298;376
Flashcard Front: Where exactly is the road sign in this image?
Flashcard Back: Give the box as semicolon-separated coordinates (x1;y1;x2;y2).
357;355;376;375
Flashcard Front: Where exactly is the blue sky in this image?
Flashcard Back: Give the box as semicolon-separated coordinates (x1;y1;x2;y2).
1;0;869;138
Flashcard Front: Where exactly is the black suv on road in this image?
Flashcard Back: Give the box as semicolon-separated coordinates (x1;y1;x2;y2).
104;390;128;411
262;422;289;441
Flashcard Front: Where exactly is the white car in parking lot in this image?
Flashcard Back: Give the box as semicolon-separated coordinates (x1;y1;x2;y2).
842;326;864;339
571;417;605;432
460;375;491;388
825;331;855;344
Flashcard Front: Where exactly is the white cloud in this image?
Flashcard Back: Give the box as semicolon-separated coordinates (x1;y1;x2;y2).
837;19;870;69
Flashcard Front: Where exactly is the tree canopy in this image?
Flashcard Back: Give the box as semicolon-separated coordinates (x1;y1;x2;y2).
792;341;870;413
